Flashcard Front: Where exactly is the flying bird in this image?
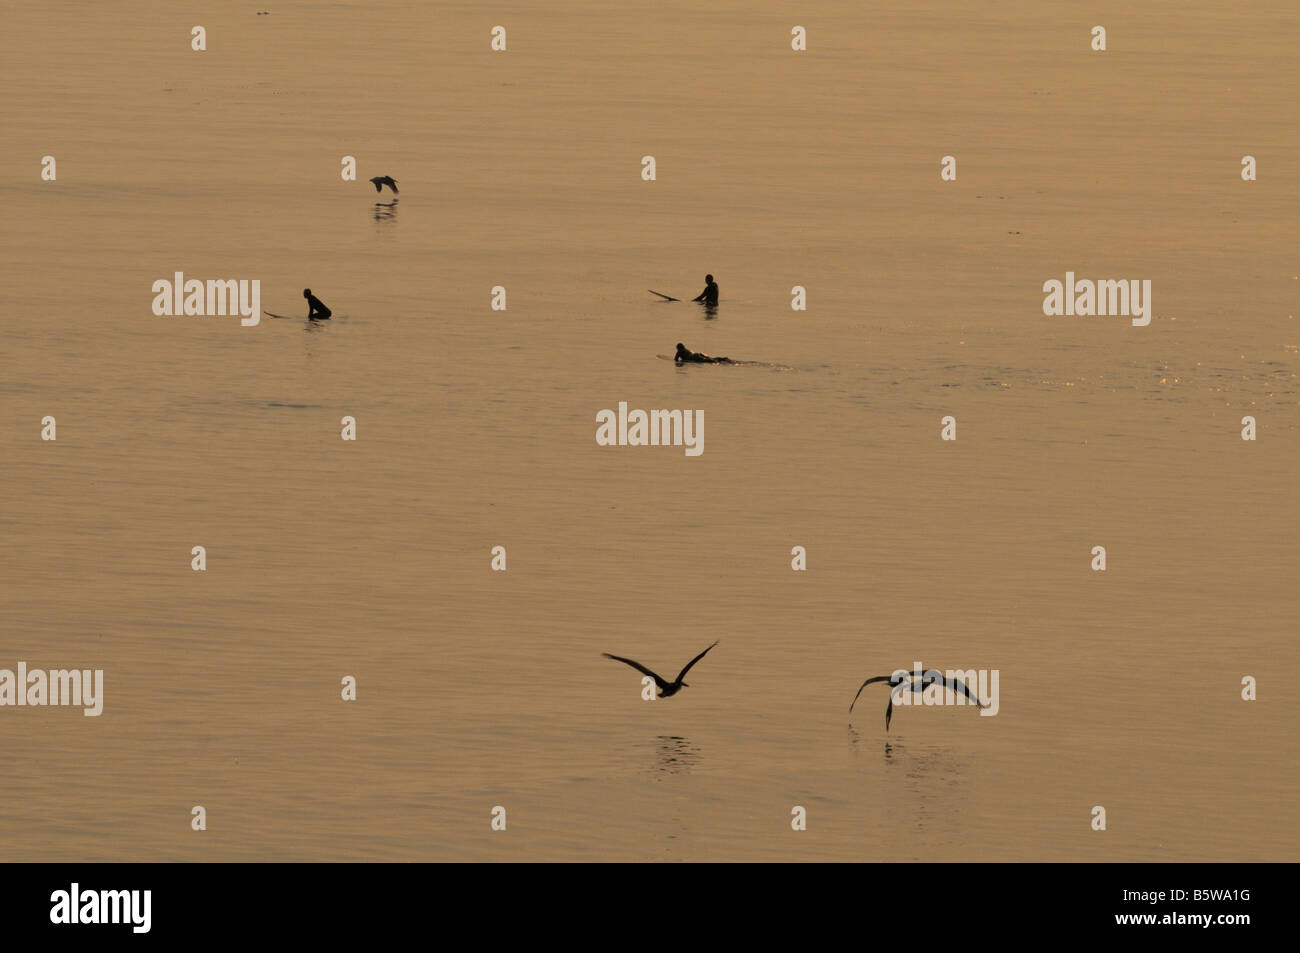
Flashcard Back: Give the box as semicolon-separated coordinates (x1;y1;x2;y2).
369;176;399;194
849;671;987;731
602;640;719;698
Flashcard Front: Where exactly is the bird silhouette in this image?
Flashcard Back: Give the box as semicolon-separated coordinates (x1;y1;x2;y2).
369;176;399;194
849;671;987;731
602;641;718;698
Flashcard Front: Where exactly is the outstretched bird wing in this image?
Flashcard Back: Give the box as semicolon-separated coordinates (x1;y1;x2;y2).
675;640;719;684
370;178;382;192
849;674;906;712
602;653;669;691
930;675;988;708
388;179;398;193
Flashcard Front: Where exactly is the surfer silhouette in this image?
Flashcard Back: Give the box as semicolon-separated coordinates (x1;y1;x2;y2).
303;288;332;320
675;342;733;364
692;274;719;306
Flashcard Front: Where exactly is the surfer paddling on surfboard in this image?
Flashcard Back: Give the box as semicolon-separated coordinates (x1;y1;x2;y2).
675;342;733;365
304;288;332;320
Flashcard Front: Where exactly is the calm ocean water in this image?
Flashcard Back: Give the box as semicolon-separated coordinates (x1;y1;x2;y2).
1;0;1296;860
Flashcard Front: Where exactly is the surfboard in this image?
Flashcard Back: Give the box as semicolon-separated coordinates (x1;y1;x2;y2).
263;311;296;319
648;290;679;301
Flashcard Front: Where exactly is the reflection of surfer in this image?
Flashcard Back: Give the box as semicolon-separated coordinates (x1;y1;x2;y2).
675;342;733;364
303;288;332;319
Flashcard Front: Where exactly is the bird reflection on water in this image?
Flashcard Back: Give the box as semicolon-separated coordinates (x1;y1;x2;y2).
848;722;900;759
852;729;966;843
653;734;699;776
373;199;398;223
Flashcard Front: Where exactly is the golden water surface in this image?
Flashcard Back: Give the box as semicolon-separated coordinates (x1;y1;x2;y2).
1;0;1296;860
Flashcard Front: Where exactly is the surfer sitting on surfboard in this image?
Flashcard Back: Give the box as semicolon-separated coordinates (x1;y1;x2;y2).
304;288;332;319
675;342;733;365
692;274;719;306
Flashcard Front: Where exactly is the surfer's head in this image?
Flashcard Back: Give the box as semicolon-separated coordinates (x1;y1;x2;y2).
675;342;687;356
705;274;713;284
303;288;311;298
